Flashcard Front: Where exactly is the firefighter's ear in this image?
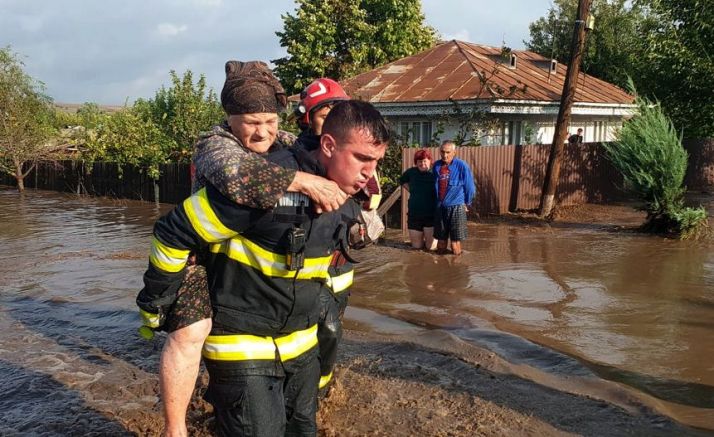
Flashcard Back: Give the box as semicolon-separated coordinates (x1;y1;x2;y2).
321;133;337;157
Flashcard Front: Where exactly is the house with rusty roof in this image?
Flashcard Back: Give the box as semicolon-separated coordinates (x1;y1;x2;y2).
340;40;635;146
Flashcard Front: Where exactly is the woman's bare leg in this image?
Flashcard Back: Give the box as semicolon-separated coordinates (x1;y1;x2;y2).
159;318;211;437
423;227;437;251
408;230;425;249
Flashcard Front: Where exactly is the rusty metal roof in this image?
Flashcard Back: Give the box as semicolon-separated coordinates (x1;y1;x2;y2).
341;40;633;105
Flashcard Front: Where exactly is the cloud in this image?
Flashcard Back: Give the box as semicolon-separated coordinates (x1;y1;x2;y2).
156;23;188;37
193;0;222;6
18;15;46;33
0;0;556;104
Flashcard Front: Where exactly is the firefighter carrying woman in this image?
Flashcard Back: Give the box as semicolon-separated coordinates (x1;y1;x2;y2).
136;60;386;436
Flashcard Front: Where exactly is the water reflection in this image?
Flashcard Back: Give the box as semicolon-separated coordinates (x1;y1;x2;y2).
355;214;714;425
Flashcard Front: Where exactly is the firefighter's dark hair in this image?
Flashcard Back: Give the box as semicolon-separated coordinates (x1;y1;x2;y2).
321;100;390;146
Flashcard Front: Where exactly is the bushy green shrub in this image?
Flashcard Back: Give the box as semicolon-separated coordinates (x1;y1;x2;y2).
603;82;708;239
133;70;223;162
83;108;172;179
79;70;223;178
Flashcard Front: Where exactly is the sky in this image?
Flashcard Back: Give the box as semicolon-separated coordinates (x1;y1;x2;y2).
1;0;554;105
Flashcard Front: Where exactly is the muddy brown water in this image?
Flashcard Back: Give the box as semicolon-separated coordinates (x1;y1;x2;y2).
1;188;713;435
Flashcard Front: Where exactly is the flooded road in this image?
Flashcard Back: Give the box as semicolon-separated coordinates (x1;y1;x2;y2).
1;188;713;434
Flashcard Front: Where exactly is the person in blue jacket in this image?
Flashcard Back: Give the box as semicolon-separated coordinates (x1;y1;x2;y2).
433;140;476;255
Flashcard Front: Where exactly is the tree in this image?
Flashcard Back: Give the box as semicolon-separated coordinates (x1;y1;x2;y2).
133;70;223;162
0;47;58;191
634;0;714;138
274;0;436;94
362;0;438;67
539;0;593;218
526;0;645;89
602;82;708;239
83;108;172;179
527;0;713;138
79;70;223;178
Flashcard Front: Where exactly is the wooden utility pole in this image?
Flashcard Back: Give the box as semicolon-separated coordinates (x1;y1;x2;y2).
539;0;593;217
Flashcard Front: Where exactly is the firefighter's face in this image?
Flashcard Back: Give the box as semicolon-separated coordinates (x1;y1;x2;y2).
309;105;332;136
228;112;279;154
321;127;386;195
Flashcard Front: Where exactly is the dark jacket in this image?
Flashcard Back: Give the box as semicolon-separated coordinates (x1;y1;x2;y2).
138;145;359;336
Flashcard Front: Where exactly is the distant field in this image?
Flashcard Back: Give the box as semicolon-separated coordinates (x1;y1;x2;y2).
54;102;123;113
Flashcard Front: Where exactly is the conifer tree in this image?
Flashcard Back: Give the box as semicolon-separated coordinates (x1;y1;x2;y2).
602;81;709;238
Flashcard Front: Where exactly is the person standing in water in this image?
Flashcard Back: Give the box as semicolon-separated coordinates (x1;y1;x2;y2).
400;148;437;250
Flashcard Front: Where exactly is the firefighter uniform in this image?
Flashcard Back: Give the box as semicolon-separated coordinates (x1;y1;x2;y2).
317;253;353;390
137;146;359;436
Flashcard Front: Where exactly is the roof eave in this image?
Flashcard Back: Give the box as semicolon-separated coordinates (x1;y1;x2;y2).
372;99;636;117
490;99;637;116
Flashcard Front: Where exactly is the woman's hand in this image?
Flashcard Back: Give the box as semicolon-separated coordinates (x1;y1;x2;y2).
290;171;350;213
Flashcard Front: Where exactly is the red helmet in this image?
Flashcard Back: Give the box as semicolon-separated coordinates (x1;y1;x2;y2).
295;78;349;126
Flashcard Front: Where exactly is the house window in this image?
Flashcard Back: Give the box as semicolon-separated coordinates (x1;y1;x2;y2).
507;121;524;145
399;121;433;146
479;122;507;146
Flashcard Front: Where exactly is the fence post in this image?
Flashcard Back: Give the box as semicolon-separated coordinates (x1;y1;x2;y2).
154;180;160;205
77;162;82;194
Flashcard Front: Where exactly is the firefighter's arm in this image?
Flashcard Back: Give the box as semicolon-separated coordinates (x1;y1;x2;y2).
332;198;374;264
136;185;249;333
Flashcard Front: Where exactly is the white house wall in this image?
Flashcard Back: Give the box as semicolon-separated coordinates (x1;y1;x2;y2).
388;114;623;146
378;100;632;146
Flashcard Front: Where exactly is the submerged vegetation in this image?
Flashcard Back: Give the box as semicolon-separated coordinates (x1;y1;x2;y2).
602;83;709;239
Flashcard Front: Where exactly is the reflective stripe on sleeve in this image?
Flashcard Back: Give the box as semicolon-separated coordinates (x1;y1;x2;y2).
209;235;332;280
319;371;333;389
326;269;354;294
149;236;190;272
202;324;318;362
139;309;161;328
183;188;236;243
366;193;382;211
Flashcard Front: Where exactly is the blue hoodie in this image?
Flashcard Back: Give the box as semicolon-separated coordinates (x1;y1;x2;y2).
433;157;476;208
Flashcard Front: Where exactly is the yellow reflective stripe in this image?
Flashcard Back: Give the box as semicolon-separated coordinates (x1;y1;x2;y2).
366;193;382;210
209;235;332;279
326;269;354;294
202;334;278;361
183;188;236;243
139;309;161;328
202;325;318;362
274;324;318;361
149;236;189;272
319;371;333;389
